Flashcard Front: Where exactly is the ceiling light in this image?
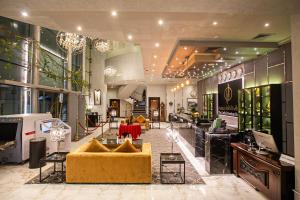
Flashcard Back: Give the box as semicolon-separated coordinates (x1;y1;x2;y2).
212;21;218;26
184;46;188;50
21;11;28;17
186;80;190;85
155;42;160;47
254;48;257;51
223;47;227;51
214;35;219;39
76;26;82;31
111;10;118;17
181;83;184;88
264;22;270;27
175;57;179;61
127;34;133;40
235;51;239;54
256;51;260;55
195;49;198;53
153;55;157;59
158;19;164;26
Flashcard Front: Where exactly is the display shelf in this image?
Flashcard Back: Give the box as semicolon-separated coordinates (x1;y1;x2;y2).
202;94;217;120
238;84;282;151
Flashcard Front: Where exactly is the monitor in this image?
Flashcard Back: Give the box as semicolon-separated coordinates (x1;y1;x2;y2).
253;130;279;153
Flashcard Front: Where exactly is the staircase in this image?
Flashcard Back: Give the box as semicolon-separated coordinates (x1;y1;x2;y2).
132;100;147;117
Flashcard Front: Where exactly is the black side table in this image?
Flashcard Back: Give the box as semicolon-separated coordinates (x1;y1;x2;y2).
160;153;185;184
39;152;68;183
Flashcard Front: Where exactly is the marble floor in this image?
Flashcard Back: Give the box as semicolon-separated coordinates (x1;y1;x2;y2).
0;123;267;200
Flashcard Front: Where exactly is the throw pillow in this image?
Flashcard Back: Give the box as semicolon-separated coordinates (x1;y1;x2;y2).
113;139;139;153
85;139;111;152
136;115;145;123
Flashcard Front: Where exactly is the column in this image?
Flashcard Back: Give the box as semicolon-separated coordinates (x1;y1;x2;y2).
291;13;300;199
31;25;40;113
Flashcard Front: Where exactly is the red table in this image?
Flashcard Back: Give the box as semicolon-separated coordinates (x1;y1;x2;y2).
118;124;142;140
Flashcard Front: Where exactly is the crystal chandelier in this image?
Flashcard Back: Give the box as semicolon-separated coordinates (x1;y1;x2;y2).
94;39;112;53
104;66;117;77
56;32;86;53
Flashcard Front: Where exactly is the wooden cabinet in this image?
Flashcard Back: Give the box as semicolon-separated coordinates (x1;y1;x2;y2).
231;143;294;200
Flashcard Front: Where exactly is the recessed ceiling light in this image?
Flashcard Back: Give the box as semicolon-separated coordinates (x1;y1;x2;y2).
155;42;160;47
195;49;198;53
241;56;244;60
76;26;82;31
153;55;157;59
235;51;239;54
21;11;28;17
212;21;218;26
152;63;156;67
184;46;188;50
111;10;118;17
223;47;227;51
254;48;257;51
158;19;164;26
264;22;270;27
127;34;133;40
175;57;178;61
256;51;260;55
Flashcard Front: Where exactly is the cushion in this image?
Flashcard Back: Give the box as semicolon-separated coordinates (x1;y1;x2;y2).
85;139;111;152
135;115;145;123
113;139;139;153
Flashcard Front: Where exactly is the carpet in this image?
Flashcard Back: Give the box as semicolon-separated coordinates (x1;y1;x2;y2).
26;128;205;184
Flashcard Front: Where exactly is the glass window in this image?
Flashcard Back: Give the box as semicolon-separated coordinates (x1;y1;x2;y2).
0;16;33;83
72;52;83;91
0;84;31;115
38;91;68;121
39;27;67;89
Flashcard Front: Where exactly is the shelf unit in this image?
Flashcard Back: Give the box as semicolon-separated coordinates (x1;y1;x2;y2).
238;84;282;151
202;94;217;120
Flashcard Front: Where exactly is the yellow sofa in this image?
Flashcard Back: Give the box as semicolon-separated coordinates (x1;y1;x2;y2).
132;115;150;130
66;142;152;183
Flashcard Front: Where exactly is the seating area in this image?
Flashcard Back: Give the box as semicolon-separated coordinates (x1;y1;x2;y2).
0;1;300;200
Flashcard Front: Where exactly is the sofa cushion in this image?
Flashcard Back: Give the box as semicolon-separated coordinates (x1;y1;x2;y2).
113;139;139;153
135;115;145;123
84;139;111;152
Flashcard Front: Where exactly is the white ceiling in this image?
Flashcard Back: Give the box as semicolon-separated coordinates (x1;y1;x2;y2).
0;0;299;84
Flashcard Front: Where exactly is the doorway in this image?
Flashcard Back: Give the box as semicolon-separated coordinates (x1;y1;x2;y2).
109;99;120;117
148;97;160;121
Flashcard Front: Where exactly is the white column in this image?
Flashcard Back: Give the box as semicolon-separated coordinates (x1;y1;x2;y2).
90;48;107;119
291;13;300;199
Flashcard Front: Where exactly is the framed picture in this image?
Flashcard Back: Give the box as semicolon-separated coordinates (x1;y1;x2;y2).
94;89;101;105
187;98;198;111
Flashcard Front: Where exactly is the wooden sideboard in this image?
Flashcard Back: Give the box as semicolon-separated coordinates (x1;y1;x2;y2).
231;143;294;200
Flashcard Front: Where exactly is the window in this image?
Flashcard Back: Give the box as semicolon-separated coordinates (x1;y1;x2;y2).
0;16;33;83
0;84;31;115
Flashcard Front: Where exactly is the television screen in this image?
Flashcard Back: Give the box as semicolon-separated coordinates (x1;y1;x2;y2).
0;123;18;141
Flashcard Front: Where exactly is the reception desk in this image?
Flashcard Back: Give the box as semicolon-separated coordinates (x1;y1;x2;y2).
231;143;294;200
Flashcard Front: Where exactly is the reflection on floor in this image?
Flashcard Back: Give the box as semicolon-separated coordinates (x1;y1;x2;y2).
0;122;267;200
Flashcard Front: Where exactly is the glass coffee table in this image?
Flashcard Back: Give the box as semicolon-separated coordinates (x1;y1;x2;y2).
160;153;185;184
39;152;68;183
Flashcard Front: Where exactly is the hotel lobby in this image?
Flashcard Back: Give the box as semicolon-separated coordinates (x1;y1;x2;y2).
0;1;300;199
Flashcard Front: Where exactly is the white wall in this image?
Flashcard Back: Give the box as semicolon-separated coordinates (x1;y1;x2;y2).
146;85;167;114
90;48;107;119
106;88;132;118
166;84;198;120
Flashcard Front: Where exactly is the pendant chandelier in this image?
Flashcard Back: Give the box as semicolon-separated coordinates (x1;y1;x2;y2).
56;32;86;53
94;39;112;53
104;66;117;77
